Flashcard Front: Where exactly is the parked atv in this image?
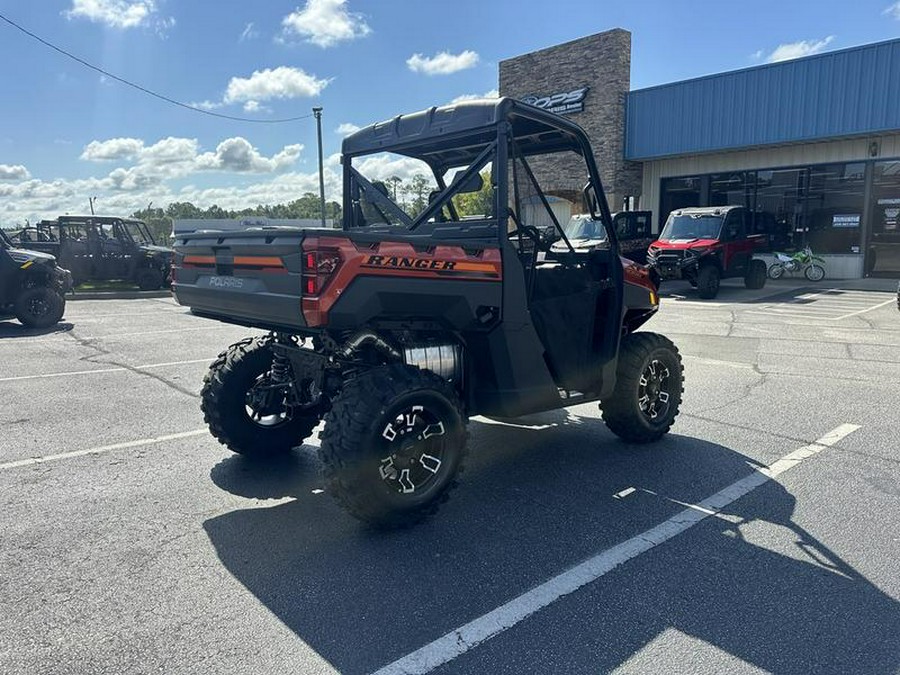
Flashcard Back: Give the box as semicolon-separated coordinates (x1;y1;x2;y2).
173;98;683;528
0;228;72;328
647;206;768;299
16;216;172;290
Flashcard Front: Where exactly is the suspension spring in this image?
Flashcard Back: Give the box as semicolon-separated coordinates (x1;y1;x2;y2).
270;334;294;384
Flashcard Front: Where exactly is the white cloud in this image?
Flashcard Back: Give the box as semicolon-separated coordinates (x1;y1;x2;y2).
336;122;361;135
765;36;835;63
81;137;146;161
196;138;303;173
140;137;199;165
0;168;344;228
239;22;259;42
80;135;301;181
750;49;764;61
66;0;155;28
190;100;224;111
884;2;900;19
224;66;329;104
65;0;172;32
0;165;31;181
407;50;479;76
281;0;372;48
449;88;499;105
242;101;270;113
354;154;432;184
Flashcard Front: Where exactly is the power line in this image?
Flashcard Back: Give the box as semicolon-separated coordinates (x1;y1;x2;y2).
0;12;314;124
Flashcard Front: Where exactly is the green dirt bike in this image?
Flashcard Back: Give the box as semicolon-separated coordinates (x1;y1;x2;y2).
767;245;826;282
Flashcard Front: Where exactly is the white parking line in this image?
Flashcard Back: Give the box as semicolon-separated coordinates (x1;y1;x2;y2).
370;423;861;675
830;298;896;320
0;429;208;470
0;358;213;383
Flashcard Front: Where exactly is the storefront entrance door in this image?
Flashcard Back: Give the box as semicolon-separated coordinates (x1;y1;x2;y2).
867;162;900;277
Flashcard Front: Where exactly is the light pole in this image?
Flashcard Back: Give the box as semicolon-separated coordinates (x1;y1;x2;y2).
312;106;326;227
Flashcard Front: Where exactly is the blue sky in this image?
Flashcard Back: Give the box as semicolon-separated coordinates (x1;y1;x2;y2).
0;0;899;225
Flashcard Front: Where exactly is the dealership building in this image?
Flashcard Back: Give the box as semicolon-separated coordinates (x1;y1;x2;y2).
499;29;900;278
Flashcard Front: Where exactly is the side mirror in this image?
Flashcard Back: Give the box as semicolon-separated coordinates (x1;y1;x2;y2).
450;170;483;194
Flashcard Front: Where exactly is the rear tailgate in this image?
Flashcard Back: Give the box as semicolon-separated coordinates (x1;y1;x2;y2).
173;227;325;330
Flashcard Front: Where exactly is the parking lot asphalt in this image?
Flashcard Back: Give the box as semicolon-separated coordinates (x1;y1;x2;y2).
1;280;898;675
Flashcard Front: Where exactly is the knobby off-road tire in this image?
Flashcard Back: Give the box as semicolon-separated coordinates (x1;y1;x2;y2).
136;267;164;291
805;264;825;282
14;287;65;329
319;364;467;529
201;336;319;458
601;332;684;443
744;259;767;290
697;265;721;299
768;263;786;280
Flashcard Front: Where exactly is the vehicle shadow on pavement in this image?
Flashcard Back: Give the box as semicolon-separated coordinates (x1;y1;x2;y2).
203;413;899;675
0;320;74;339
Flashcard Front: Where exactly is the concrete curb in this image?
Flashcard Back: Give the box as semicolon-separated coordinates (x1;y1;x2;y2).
67;290;173;301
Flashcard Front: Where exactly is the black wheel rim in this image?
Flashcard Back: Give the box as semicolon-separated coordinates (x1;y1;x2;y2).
244;375;291;428
638;358;672;424
377;404;448;497
27;295;50;318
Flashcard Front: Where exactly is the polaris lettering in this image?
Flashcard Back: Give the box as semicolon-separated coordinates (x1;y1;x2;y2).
364;255;457;271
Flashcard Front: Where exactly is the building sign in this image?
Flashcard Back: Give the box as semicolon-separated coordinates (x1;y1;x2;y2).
877;198;900;230
520;87;589;115
831;214;861;228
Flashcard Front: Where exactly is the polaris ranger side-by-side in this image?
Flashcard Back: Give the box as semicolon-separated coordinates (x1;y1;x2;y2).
647;206;768;299
14;216;173;290
173;99;684;527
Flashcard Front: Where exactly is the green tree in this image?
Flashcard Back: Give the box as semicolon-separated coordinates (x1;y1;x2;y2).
405;174;433;214
453;171;493;218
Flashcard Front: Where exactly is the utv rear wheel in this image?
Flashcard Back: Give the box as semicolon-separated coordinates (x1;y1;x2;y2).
744;259;767;289
201;337;320;458
15;287;65;329
319;364;467;528
697;265;720;299
136;267;164;291
601;332;683;443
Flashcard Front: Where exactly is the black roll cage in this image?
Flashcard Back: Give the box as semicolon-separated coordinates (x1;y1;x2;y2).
340;98;619;253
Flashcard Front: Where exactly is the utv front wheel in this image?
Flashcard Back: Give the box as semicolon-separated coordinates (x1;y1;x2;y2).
15;287;65;328
319;365;467;528
201;337;320;458
601;332;683;443
697;265;720;299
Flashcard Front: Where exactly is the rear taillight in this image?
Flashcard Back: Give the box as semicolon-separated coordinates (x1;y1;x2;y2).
301;238;343;326
302;247;342;296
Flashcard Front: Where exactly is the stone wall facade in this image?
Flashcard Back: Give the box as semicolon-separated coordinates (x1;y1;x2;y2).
499;29;643;213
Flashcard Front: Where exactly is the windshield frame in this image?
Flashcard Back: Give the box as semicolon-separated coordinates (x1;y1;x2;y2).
122;219;155;246
660;213;725;241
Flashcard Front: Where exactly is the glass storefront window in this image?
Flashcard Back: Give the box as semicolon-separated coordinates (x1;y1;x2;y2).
868;161;900;275
661;163;867;255
805;163;865;254
659;176;702;229
710;172;752;210
755;168;806;251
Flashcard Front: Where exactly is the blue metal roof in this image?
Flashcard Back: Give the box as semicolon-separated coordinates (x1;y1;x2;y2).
625;38;900;160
